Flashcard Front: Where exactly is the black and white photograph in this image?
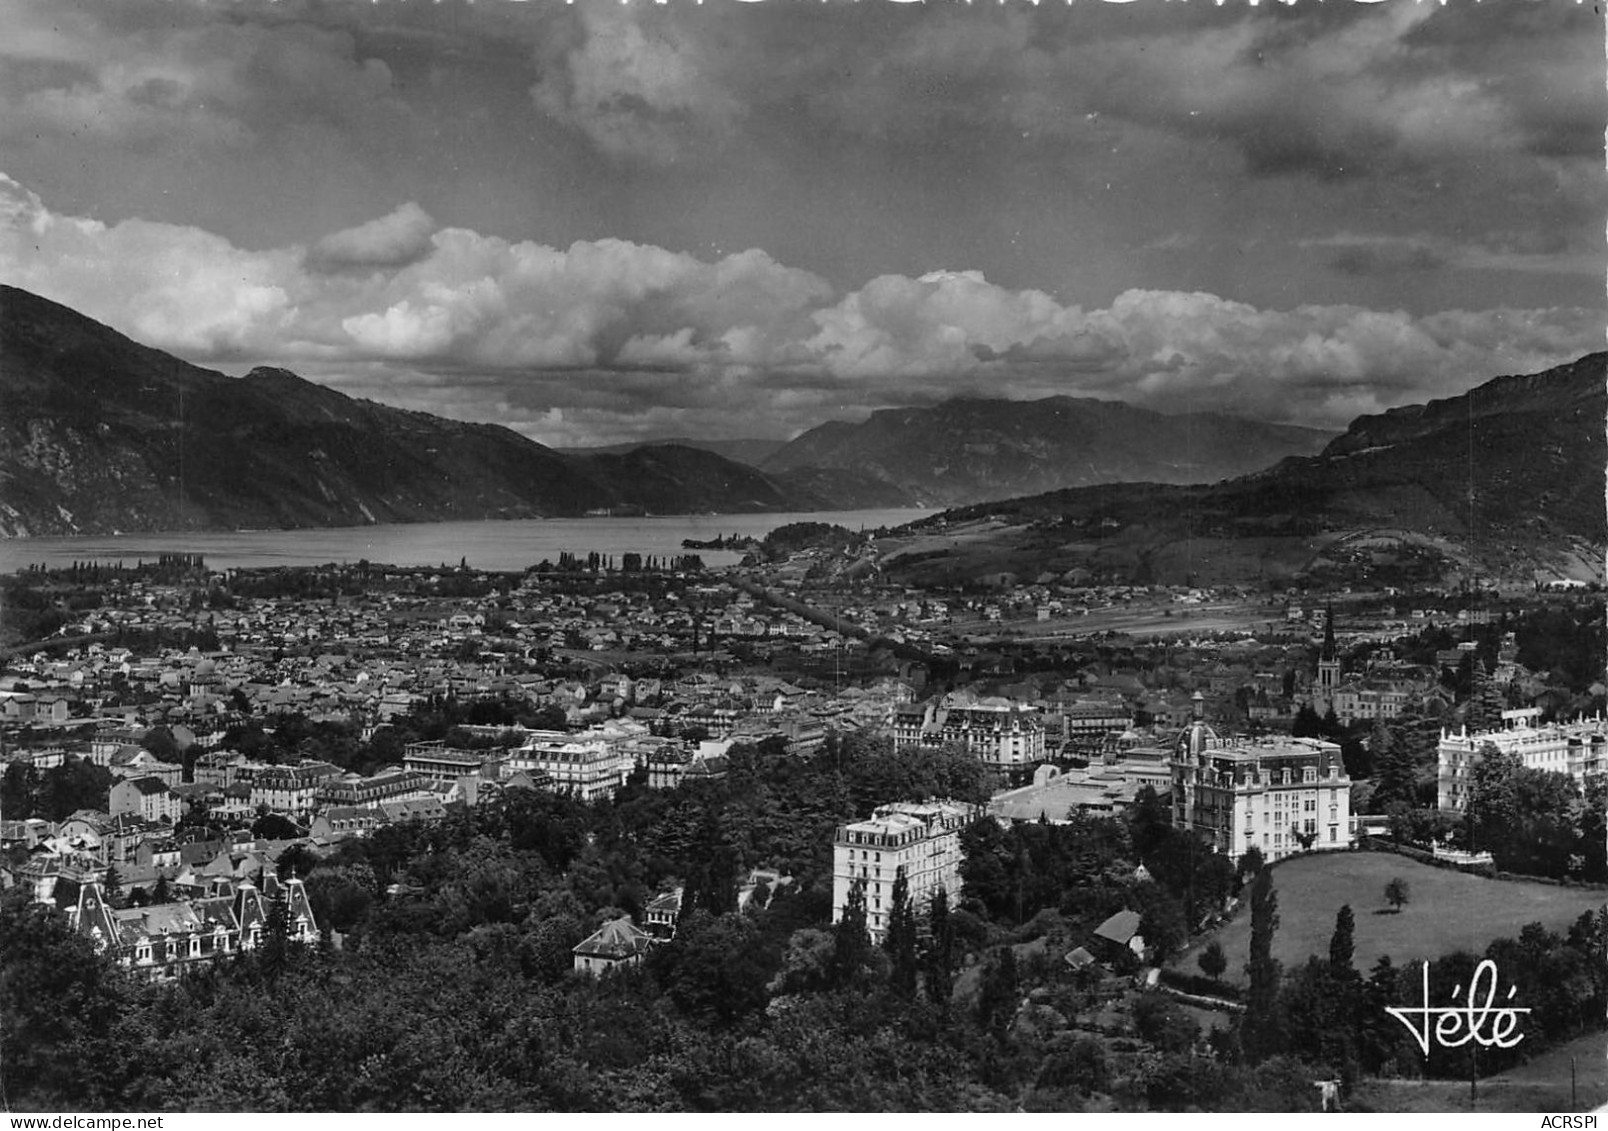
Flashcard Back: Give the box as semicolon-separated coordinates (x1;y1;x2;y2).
0;0;1603;1115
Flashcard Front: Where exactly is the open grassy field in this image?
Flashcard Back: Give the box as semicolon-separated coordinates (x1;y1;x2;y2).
1350;1029;1608;1113
1171;852;1608;987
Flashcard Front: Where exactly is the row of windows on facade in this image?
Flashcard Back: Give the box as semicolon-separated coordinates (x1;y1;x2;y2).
1247;826;1341;845
133;926;249;963
1204;806;1342;825
846;845;952;861
1182;785;1341;803
123;918;319;964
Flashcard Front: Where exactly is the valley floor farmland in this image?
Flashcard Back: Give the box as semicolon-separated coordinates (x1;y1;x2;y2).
1172;852;1608;986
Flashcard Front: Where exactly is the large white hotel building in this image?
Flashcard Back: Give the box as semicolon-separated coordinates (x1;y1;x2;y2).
1436;708;1607;811
832;800;973;943
1169;716;1354;863
891;691;1045;786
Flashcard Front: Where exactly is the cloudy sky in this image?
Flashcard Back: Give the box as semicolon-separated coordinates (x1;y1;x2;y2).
1;0;1601;447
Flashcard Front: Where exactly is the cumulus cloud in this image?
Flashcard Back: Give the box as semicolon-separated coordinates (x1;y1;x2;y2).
0;7;409;152
0;173;299;358
0;172;1598;444
530;4;739;164
308;203;437;272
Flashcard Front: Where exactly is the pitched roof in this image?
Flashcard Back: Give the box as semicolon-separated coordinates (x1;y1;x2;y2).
645;889;683;915
123;776;171;796
114;901;204;944
281;876;318;930
54;877;120;943
1065;946;1097;970
572;917;652;961
234;882;268;932
190;896;239;930
1093;909;1142;946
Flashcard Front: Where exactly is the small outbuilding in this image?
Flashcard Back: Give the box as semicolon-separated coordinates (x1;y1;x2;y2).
1091;909;1146;961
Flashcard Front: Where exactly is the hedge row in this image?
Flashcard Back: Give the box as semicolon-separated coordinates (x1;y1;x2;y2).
1358;835;1608;890
1158;967;1242;1001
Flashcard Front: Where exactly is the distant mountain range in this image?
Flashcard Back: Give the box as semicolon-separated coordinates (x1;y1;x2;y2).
557;437;787;466
0;286;897;536
10;283;1582;569
879;352;1607;588
561;400;1335;507
756;397;1335;506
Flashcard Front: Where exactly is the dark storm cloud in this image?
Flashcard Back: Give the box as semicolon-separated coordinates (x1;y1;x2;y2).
0;0;1600;447
1326;243;1448;278
1393;0;1606;165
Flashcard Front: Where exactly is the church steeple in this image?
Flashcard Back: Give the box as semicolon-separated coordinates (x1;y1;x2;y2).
1317;604;1341;698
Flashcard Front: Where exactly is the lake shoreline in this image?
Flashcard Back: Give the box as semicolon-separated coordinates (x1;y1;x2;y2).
0;509;940;575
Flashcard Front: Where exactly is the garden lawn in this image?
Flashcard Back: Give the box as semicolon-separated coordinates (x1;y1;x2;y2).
1171;852;1608;987
1348;1029;1608;1113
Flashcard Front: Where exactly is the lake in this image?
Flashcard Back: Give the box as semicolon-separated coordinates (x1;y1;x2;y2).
0;509;937;574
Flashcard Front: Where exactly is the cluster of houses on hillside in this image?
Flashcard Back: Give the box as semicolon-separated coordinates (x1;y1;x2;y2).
7;560;1602;986
15;841;318;979
6;611;1577;862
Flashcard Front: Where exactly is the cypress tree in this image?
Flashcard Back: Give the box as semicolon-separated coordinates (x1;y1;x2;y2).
1243;866;1284;1063
977;946;1019;1039
831;880;870;990
1327;902;1363;1076
1329;903;1356;975
924;887;954;1006
883;867;918;999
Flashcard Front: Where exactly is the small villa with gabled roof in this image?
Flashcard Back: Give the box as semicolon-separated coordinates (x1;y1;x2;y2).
572;917;653;976
1092;908;1145;961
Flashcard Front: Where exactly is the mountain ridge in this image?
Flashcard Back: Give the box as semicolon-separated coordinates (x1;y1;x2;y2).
0;286;886;536
880;352;1607;588
556;437;787;466
761;392;1336;506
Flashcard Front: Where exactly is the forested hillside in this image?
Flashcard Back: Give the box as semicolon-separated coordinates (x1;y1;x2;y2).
4;727;1603;1112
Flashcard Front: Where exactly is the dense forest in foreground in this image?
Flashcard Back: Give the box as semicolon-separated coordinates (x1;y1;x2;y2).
3;735;1605;1112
